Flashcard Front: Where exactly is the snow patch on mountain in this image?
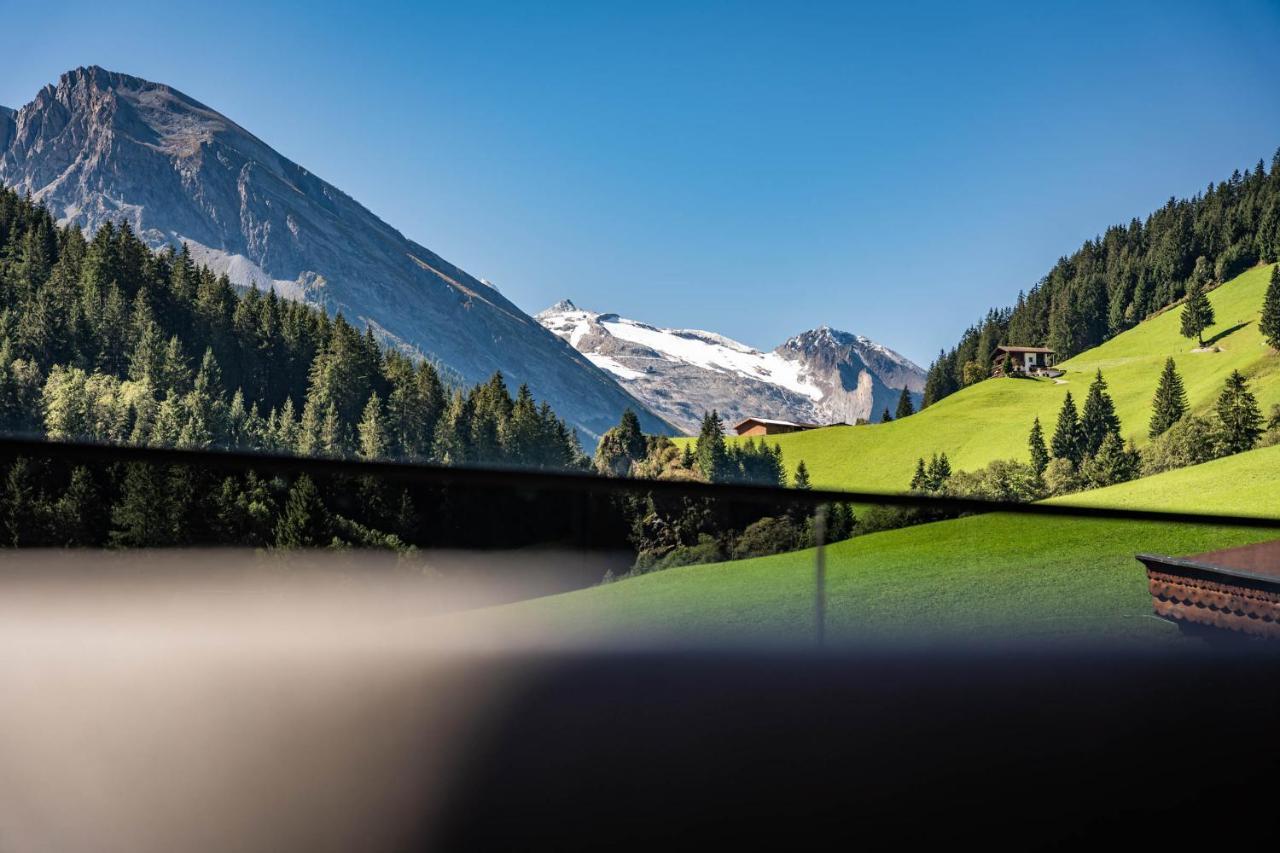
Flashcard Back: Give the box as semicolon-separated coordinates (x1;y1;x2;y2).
537;302;925;435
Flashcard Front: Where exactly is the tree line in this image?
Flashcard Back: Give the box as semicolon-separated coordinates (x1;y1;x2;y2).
923;150;1280;405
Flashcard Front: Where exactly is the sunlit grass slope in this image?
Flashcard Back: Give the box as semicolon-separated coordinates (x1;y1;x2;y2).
677;264;1280;491
512;443;1280;645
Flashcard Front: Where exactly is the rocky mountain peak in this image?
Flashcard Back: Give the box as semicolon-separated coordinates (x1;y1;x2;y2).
0;67;674;441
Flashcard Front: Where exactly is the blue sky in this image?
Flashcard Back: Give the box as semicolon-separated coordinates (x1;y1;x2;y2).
5;0;1280;366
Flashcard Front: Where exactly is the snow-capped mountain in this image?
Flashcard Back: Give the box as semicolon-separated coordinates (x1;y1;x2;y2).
0;67;672;440
537;301;925;435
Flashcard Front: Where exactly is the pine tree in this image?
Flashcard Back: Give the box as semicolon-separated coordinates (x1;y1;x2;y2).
1261;266;1280;350
127;302;165;384
159;335;191;396
296;397;323;457
694;410;729;482
358;392;388;461
1083;433;1141;488
274;398;299;452
274;474;332;548
880;408;893;423
616;409;646;461
319;402;343;457
1051;391;1083;465
894;388;915;419
925;453;952;490
1179;278;1215;348
910;457;928;491
1027;417;1049;476
1215;370;1263;454
793;460;811;490
1;458;37;547
110;463;172;547
501;385;542;465
1079;370;1121;457
1149;357;1188;438
50;466;105;546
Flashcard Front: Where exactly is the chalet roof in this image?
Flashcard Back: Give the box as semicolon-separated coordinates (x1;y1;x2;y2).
995;345;1054;354
732;417;821;431
1138;540;1280;639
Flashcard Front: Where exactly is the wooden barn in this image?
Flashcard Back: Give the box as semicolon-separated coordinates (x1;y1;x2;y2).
992;345;1056;377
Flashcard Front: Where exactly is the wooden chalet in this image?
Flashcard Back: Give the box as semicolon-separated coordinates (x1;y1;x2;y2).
733;417;823;437
992;345;1056;377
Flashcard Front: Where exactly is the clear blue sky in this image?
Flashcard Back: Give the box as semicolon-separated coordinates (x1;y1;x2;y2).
5;0;1280;366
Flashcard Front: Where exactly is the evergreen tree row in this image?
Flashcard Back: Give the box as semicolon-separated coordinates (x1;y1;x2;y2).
0;187;584;471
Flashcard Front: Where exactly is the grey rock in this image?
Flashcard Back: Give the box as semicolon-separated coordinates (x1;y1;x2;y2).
0;106;13;152
0;67;672;441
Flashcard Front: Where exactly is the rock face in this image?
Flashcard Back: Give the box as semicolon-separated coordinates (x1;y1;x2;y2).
0;107;14;152
537;301;924;435
0;67;672;441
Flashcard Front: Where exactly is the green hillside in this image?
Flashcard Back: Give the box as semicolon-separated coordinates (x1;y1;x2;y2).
681;263;1280;491
503;444;1280;646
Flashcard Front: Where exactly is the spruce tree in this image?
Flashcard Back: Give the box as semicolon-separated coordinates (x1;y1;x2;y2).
358;392;388;461
1215;370;1263;454
159;335;191;396
694;410;729;482
1;458;37;547
910;457;928;491
1180;278;1215;348
51;466;105;546
1084;433;1140;488
110;463;172;547
319;402;343;458
1149;357;1188;438
274;474;332;548
616;409;646;461
894;388;915;419
793;460;812;490
1079;370;1121;457
1051;391;1083;465
880;408;893;423
925;453;952;490
1027;417;1049;476
1262;266;1280;350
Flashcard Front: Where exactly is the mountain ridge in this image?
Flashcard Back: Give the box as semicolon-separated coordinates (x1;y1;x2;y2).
537;300;924;435
0;66;673;440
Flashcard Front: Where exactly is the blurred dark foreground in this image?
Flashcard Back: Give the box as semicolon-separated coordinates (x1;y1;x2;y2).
1;556;1277;852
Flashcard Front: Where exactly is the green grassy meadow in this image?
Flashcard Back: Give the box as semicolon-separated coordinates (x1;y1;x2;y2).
510;429;1280;647
675;263;1280;492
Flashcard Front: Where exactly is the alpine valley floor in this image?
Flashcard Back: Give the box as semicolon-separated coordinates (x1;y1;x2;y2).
494;427;1280;648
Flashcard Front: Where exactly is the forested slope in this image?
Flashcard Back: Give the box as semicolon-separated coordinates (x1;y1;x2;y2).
924;150;1280;405
703;263;1280;492
0;187;600;551
0;187;583;469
